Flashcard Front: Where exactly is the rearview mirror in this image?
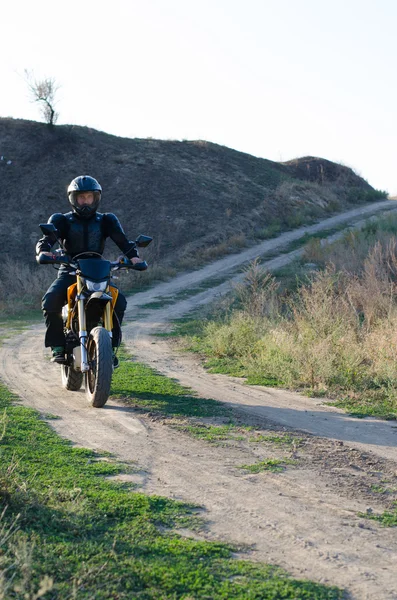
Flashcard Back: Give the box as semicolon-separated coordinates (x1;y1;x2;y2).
135;235;153;248
39;223;59;242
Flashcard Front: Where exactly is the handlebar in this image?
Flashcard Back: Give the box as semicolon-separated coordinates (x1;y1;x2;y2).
111;259;148;271
36;252;148;271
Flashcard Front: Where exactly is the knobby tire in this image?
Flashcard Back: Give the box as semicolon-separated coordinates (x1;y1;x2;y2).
85;327;113;408
61;364;83;391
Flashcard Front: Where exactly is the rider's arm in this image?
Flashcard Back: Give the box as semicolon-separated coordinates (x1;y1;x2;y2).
35;213;67;255
103;213;140;260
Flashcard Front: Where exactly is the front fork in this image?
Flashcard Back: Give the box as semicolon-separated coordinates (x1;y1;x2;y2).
77;277;90;373
76;277;113;373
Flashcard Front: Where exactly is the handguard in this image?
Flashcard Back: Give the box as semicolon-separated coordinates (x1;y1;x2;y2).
36;252;70;265
116;257;148;271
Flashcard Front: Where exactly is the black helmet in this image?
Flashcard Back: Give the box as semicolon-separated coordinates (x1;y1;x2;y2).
67;175;102;218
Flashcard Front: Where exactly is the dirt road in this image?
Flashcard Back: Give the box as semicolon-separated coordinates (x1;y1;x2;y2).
1;200;397;599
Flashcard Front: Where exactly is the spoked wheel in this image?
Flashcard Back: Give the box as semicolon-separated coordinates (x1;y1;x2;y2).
61;363;83;391
85;327;113;408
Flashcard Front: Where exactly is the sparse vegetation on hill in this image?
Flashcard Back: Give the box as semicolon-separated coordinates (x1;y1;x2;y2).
0;117;387;315
0;118;385;261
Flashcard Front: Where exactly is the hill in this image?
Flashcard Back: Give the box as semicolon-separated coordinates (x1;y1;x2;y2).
0;118;384;268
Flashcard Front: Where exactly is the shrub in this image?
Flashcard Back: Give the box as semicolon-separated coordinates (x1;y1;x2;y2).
0;259;54;315
198;241;397;411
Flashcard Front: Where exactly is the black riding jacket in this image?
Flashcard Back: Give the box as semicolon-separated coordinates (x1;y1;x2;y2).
36;211;139;262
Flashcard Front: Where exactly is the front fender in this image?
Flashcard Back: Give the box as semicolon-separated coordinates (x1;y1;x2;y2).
86;292;112;310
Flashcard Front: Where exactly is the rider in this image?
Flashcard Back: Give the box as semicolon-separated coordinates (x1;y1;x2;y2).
36;175;143;365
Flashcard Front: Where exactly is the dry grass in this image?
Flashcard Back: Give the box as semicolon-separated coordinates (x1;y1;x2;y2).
274;180;341;212
199;240;397;415
303;212;397;274
177;233;247;270
0;259;54;316
233;258;280;319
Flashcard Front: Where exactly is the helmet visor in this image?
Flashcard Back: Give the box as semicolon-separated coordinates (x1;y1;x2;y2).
69;190;101;215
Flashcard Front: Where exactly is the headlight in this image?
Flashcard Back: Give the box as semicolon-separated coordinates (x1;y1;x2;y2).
86;280;108;292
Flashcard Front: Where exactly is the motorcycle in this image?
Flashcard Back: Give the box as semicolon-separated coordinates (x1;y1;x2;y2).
37;222;152;408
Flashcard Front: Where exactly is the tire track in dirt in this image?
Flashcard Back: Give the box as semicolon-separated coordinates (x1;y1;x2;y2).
1;201;397;599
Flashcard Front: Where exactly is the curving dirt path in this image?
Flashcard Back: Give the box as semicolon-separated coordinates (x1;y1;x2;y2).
1;200;397;599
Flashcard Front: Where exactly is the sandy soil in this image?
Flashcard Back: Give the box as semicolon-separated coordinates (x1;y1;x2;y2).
1;200;397;599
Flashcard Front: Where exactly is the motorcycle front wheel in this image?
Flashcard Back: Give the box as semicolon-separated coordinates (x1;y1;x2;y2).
61;364;84;391
85;326;113;408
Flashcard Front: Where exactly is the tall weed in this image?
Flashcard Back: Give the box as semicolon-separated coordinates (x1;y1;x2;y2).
233;258;280;318
198;242;397;415
0;259;54;315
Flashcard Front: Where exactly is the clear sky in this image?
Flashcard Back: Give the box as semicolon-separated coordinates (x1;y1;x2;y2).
1;0;396;193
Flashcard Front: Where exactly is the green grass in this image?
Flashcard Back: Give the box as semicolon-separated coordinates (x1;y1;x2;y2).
203;356;248;377
0;308;42;323
359;506;397;527
327;393;397;421
153;320;205;339
0;384;344;598
370;483;397;494
173;422;253;443
280;227;341;253
155;316;207;339
171;276;231;299
141;276;233;313
248;433;303;446
239;459;295;474
0;309;42;338
140;298;175;309
111;352;230;419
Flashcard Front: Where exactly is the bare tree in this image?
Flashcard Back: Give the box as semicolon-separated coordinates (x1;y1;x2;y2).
24;69;60;125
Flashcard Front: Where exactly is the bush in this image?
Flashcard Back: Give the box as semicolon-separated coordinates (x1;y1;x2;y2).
196;243;397;415
0;259;54;315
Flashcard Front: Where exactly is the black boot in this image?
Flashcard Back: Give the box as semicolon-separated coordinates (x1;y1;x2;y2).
51;346;67;365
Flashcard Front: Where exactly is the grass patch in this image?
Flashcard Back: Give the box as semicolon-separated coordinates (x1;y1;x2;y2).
249;433;303;446
173;422;253;443
327;393;397;420
359;506;397;527
141;276;234;314
204;356;248;378
0;309;43;340
239;458;294;474
171;276;231;299
156;316;207;339
370;483;397;494
0;308;42;326
111;351;231;419
140;298;175;309
0;384;344;597
281;227;341;253
153;320;205;339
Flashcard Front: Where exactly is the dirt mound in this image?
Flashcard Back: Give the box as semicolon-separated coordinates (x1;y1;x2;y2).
284;156;367;187
0;118;381;264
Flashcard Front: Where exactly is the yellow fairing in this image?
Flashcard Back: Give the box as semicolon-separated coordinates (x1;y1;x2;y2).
109;285;119;316
105;285;119;331
66;282;118;329
66;283;77;328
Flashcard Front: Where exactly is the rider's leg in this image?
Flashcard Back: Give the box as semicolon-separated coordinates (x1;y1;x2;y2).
112;291;127;348
42;273;76;349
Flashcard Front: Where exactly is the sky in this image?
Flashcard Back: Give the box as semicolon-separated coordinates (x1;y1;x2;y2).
1;0;396;194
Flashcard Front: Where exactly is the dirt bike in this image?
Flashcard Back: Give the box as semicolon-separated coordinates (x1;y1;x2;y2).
37;223;152;408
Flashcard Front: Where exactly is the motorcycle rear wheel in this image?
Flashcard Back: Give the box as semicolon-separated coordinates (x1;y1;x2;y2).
85;326;113;408
61;364;83;391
